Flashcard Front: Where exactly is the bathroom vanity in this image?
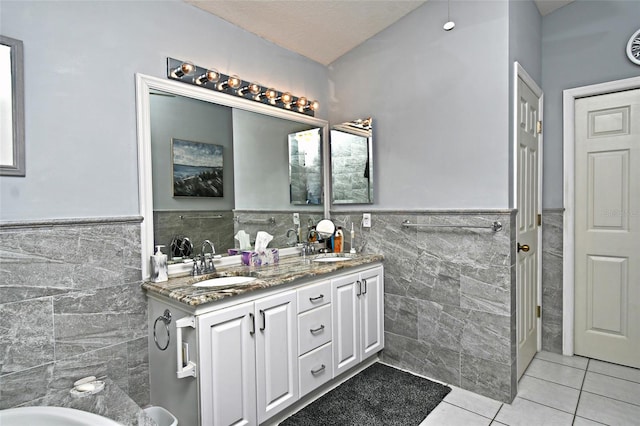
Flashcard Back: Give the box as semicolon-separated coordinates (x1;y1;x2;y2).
143;253;384;426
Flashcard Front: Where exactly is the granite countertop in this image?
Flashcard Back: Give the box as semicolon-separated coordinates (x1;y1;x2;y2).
142;253;383;306
26;378;155;426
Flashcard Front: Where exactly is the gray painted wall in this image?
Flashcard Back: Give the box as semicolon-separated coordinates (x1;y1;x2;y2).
541;0;640;208
0;0;328;221
328;0;510;210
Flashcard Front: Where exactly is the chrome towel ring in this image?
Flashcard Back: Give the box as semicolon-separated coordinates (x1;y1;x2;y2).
153;309;172;351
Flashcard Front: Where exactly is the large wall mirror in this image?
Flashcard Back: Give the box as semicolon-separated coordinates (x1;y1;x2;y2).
330;118;373;204
136;74;328;279
0;35;25;176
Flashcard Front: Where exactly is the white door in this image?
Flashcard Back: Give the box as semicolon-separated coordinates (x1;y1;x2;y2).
332;272;360;376
255;290;298;423
198;302;257;426
359;266;384;359
574;88;640;368
516;74;542;379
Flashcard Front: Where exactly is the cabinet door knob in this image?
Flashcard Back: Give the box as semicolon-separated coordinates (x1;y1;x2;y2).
517;243;530;253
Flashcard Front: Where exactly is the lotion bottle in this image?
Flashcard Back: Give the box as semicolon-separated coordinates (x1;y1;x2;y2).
150;245;168;283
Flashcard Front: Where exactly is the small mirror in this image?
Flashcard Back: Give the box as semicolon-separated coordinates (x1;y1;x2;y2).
330;118;373;204
0;35;25;176
289;128;322;205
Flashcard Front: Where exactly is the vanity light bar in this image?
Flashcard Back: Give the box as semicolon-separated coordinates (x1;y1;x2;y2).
167;57;318;117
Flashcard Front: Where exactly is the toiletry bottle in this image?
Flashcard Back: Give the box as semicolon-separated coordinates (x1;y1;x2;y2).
350;223;356;254
334;227;344;253
151;245;168;283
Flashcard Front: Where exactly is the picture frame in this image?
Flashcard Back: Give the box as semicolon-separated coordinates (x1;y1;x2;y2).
171;138;223;197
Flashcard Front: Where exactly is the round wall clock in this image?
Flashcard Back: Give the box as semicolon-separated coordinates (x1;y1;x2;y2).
627;29;640;65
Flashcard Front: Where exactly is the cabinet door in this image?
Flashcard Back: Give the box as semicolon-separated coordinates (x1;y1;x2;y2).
198;302;256;426
255;290;298;423
360;266;384;358
332;272;361;376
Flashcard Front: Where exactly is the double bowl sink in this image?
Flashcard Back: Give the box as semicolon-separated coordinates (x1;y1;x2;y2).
191;255;354;288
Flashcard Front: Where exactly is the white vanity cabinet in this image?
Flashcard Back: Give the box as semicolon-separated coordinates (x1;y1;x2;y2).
198;290;298;426
332;265;384;376
147;261;383;426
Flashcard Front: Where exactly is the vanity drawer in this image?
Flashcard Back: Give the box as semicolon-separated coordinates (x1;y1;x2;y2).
299;342;333;397
298;280;331;313
298;304;332;355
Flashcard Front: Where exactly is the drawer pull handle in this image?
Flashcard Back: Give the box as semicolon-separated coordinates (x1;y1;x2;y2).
309;294;324;302
311;364;326;375
310;324;325;334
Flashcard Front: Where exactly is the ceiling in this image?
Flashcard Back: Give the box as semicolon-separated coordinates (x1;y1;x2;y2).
185;0;575;66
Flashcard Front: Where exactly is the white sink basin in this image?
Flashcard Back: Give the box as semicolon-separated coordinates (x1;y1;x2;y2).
313;257;351;263
0;406;122;426
193;276;257;287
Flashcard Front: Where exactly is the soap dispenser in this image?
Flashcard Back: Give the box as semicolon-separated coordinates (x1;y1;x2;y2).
150;245;168;283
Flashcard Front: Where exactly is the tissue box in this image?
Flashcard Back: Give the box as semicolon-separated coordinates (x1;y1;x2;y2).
241;249;279;266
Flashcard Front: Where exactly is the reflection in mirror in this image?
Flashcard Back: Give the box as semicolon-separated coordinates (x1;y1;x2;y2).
289;128;322;205
150;90;234;262
330;118;373;204
0;35;25;176
136;74;329;279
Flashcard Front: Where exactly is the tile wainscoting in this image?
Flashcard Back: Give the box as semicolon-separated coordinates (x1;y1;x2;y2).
337;211;517;403
0;217;149;409
541;209;564;354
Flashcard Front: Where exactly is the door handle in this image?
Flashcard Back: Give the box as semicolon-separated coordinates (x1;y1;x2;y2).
259;310;266;332
356;280;362;296
362;279;367;295
517;243;530;253
249;313;255;336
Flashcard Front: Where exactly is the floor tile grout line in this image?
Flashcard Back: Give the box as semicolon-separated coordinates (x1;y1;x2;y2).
573;358;589;420
532;357;589;372
586;369;640;385
439;401;498;421
516;395;577;416
522;372;585;391
580;389;640;409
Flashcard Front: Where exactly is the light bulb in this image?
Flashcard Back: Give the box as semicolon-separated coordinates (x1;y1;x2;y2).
265;88;278;104
196;69;220;85
296;97;308;112
248;82;261;95
282;92;293;108
173;61;196;78
443;21;455;31
229;75;242;89
309;100;320;111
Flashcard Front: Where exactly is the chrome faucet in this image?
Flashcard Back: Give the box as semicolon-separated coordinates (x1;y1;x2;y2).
286;228;299;246
192;239;217;276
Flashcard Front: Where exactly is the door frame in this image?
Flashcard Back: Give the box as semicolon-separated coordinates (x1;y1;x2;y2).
513;62;544;362
561;75;640;356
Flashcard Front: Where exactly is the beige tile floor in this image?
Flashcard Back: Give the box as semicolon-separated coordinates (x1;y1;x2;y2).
420;351;640;425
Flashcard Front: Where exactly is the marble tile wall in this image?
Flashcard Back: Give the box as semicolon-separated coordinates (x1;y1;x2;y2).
541;209;564;354
0;217;149;409
233;210;325;249
153;210;235;257
333;211;517;403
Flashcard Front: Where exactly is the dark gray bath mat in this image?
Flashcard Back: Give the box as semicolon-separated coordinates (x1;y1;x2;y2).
281;362;451;426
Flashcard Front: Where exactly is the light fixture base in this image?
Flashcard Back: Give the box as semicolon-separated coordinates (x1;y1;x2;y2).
443;21;455;31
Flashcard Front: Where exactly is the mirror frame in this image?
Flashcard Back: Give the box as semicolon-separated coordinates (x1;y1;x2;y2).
135;74;329;279
0;35;26;176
